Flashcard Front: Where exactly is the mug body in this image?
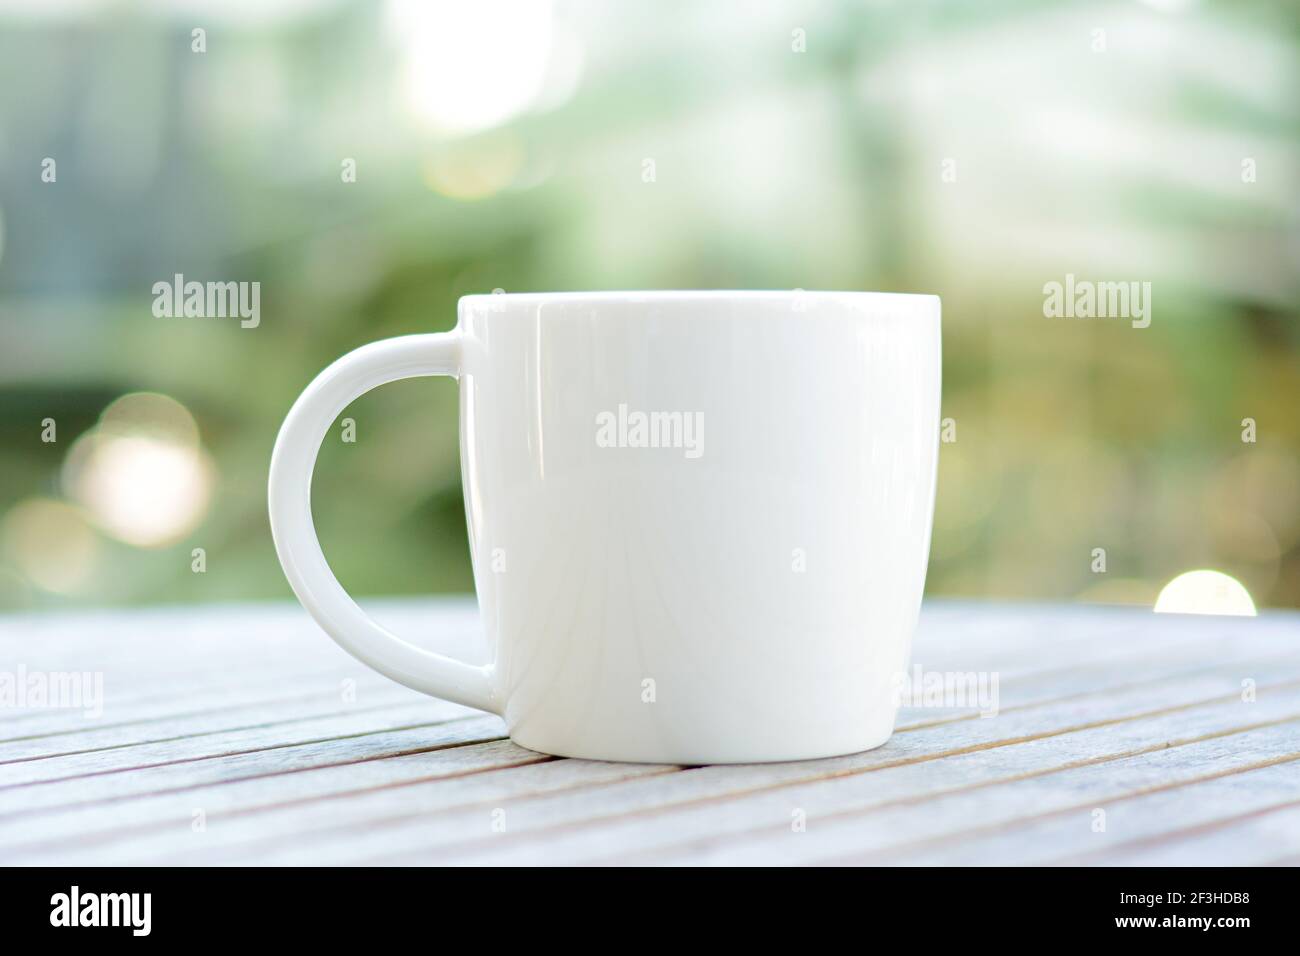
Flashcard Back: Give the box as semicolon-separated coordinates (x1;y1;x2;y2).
458;291;941;763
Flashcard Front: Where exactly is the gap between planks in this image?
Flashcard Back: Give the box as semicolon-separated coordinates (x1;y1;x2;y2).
1043;789;1300;867
0;717;506;818
818;734;1300;865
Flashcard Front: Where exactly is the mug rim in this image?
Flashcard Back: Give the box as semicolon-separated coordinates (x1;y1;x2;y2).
460;289;938;304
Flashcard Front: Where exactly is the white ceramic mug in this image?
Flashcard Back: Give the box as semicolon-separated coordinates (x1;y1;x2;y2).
269;291;941;763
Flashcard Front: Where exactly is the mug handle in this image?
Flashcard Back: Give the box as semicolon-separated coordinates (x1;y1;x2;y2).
267;331;499;715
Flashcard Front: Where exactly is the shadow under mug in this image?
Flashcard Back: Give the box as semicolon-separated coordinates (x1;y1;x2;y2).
269;291;941;763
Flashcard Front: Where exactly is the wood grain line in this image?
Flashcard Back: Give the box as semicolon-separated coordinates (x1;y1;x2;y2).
1044;789;1300;866
0;718;503;810
895;650;1299;731
0;670;399;743
0;695;427;767
4;749;560;860
823;748;1300;866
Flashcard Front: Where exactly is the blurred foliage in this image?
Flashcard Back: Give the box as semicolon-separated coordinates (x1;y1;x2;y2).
0;0;1297;611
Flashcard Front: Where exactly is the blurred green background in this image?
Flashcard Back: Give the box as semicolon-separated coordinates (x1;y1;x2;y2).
0;0;1297;613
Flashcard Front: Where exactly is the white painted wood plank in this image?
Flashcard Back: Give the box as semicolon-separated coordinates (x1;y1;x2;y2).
0;680;422;761
979;761;1300;867
0;714;505;819
0;602;482;734
0;666;388;740
0;600;483;671
0;699;482;786
0;738;552;859
1084;799;1300;866
897;642;1292;726
9;756;679;866
0;600;484;738
643;724;1300;866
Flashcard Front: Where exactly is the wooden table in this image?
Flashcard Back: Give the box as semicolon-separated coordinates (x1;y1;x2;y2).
2;599;1297;866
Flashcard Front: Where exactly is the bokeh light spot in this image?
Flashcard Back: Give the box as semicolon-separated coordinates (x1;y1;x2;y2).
1154;570;1257;617
62;393;214;548
422;133;525;200
1;498;99;595
387;0;553;136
